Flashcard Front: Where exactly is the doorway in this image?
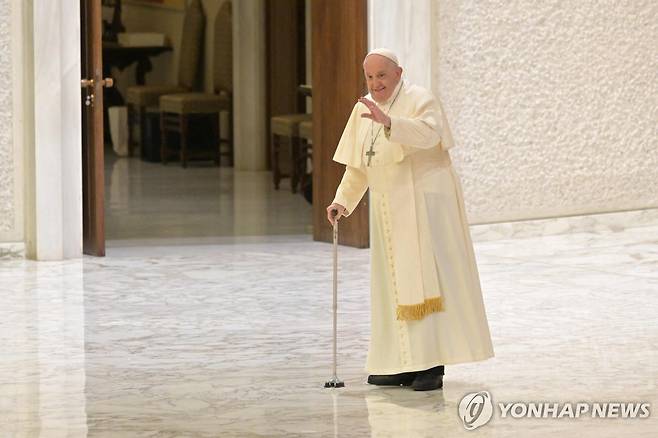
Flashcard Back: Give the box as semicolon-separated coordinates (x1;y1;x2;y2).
81;0;314;252
81;0;368;253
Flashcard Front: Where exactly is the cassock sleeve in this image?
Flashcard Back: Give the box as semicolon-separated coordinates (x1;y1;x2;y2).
385;91;454;151
333;102;366;167
332;165;368;217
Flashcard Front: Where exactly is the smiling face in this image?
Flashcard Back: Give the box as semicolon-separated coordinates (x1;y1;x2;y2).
363;54;403;103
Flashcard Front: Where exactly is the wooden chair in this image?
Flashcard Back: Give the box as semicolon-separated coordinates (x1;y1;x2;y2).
159;1;233;168
125;0;205;156
271;113;312;192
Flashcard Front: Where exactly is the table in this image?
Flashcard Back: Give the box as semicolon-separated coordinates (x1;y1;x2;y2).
103;42;173;87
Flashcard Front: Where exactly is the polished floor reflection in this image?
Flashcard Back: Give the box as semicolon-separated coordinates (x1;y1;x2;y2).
1;209;657;437
104;154;313;240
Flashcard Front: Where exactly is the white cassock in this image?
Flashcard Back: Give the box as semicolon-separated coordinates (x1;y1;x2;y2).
332;79;495;374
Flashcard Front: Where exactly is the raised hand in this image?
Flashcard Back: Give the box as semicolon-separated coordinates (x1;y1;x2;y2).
358;97;391;127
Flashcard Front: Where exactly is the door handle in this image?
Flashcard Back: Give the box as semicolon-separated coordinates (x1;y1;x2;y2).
81;78;114;88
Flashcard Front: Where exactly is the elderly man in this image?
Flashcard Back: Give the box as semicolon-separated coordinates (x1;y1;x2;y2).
326;48;494;391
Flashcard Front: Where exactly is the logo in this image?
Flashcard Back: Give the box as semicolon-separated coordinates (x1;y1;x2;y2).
459;391;493;430
458;391;651;430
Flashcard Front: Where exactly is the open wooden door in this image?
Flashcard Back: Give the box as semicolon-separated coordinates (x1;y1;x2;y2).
81;0;109;256
311;0;369;248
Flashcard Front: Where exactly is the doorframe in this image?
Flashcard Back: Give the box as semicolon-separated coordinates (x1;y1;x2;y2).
15;0;83;260
5;0;27;249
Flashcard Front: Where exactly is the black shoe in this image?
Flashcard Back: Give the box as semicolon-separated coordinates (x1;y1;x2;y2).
367;371;417;386
411;365;444;391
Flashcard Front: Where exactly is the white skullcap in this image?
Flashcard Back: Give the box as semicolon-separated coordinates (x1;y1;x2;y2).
365;48;399;65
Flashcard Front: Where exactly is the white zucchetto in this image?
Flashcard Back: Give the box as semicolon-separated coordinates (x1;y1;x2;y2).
365;48;399;66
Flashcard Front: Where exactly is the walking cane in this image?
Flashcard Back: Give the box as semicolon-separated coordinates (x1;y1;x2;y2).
325;210;345;388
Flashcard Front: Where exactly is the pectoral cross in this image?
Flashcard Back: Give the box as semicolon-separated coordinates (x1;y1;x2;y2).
366;145;376;166
366;122;383;167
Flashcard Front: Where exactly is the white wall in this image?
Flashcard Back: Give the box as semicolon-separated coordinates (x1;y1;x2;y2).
368;0;433;89
0;0;21;247
26;0;82;260
369;0;658;224
0;0;83;258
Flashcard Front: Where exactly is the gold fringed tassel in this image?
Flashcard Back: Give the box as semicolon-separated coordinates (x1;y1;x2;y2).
396;297;444;321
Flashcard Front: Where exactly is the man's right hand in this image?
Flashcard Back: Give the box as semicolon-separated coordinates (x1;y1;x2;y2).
326;203;347;226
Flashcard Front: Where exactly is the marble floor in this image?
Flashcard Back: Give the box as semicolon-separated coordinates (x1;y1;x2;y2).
104;154;313;240
1;208;657;437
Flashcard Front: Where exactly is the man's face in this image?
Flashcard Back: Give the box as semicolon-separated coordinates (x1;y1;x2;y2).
363;55;403;103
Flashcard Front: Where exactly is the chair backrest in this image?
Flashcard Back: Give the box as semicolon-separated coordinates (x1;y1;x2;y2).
178;0;206;89
213;1;233;95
